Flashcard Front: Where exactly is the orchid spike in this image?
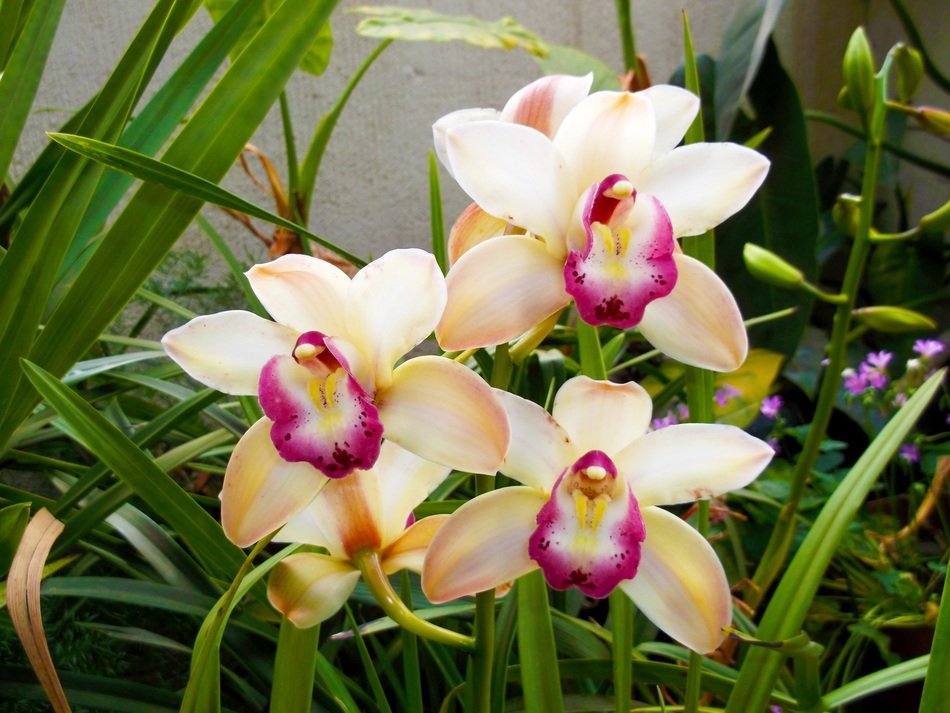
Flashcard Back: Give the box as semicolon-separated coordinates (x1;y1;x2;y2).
162;249;509;546
434;75;769;372
422;376;774;653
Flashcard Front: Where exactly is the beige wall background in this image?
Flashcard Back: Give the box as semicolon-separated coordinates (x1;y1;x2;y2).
10;0;948;266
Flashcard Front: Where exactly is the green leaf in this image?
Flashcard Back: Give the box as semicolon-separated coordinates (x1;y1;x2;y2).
0;0;65;183
714;40;819;359
61;351;167;385
204;0;334;76
714;0;788;138
429;150;447;274
724;368;945;711
21;360;245;583
823;654;927;707
271;618;320;713
352;5;548;56
920;566;950;710
0;502;31;575
534;43;622;91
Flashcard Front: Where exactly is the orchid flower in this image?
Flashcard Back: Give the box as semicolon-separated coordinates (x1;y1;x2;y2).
422;376;773;653
162;249;509;546
267;441;460;635
433;75;770;371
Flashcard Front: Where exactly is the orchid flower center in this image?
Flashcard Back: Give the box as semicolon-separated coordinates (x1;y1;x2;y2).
528;450;645;598
564;173;677;330
258;331;384;479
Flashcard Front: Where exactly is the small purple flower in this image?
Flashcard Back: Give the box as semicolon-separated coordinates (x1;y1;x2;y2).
842;368;868;396
676;403;690;420
913;339;945;359
898;443;920;464
715;384;741;408
865;351;893;370
860;362;889;390
760;395;783;420
767;438;781;456
651;413;679;430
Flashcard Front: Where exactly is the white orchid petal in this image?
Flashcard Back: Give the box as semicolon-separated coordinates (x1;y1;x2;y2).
375;442;452;546
552;376;652;455
638;253;748;372
619;507;731;653
345;249;447;390
378;355;509;475
500;73;593;138
445;121;573;242
494;389;574;492
553;91;655;193
422;487;545;603
267;553;360;629
637;143;769;237
639;85;700;159
382;515;449;574
436;235;570;351
433;107;501;170
616;424;773;507
245;254;350;335
447;203;509;266
221;418;327;548
162;311;297;395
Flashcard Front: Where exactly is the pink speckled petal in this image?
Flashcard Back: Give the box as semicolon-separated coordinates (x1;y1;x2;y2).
162;310;298;395
258;353;383;478
500;73;593;138
220;418;327;548
551;376;652;455
267;553;360;629
529;451;645;598
565;178;676;329
619;507;731;654
637;253;748;372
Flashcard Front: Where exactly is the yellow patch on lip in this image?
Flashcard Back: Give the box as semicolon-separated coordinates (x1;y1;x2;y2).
309;369;342;412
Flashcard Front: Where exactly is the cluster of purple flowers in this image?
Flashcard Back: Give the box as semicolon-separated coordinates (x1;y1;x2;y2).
842;339;944;399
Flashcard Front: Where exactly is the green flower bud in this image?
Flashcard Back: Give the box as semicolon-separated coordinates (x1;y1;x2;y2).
893;44;924;103
842;27;875;117
853;306;936;333
914;106;950;136
743;244;804;290
832;194;862;236
919;198;950;232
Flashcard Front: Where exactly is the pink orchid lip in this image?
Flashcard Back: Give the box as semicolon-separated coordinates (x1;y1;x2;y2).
564;174;677;329
259;331;384;479
528;449;645;598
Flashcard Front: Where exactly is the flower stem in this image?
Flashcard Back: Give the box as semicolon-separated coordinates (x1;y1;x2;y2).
614;0;637;73
610;589;634;712
518;570;564;713
354;551;475;650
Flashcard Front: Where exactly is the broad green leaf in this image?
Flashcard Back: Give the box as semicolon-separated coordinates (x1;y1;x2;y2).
0;0;340;449
714;0;788;138
823;654;927;708
534;43;622;91
715;41;819;359
0;0;28;69
21;361;245;583
0;502;31;575
271;618;320;713
352;5;548;56
204;0;334;76
866;232;945;314
724;368;945;712
0;0;65;183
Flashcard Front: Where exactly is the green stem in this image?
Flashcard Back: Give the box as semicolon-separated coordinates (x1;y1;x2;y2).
614;0;637;73
610;590;634;712
887;0;950;92
354;551;475;650
747;67;889;611
270;618;319;713
517;570;564;713
278;92;301;223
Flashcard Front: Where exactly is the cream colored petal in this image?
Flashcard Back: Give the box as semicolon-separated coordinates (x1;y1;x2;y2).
447;203;509;266
494;389;574;493
162;311;297;395
436;235;570;352
345;249;447;391
445;120;573;242
378;355;510;475
220;418;328;548
619;507;731;654
636;143;769;237
638;85;700;159
638;253;748;372
615;424;773;507
433;107;501;171
381;515;450;574
500;73;593;138
552;376;652;455
245;254;350;335
553;91;655;193
267;553;360;629
375;442;452;546
422;487;545;603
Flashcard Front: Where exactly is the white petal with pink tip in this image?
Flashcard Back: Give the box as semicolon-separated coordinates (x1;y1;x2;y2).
500;73;593;138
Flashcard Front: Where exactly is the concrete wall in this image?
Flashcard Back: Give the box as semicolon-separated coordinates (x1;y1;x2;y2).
10;0;948;267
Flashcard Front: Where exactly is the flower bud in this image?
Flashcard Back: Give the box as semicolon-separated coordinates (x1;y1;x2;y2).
893;44;924;103
842;28;876;117
853;306;936;333
832;194;862;236
919;198;950;232
743;243;804;289
914;106;950;136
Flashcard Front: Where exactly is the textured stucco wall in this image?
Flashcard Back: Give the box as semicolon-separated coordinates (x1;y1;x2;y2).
10;0;948;267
